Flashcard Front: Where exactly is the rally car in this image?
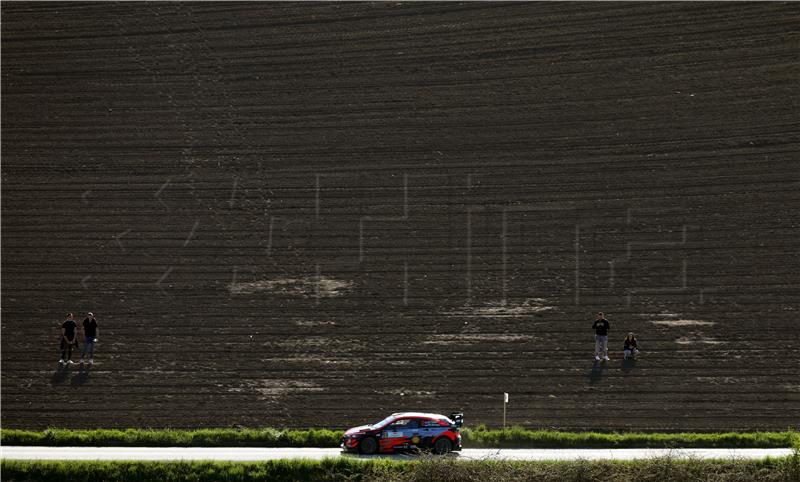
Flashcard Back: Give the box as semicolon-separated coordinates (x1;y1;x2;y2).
341;412;463;455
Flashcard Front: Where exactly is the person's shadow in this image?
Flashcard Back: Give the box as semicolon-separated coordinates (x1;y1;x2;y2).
621;357;637;374
71;364;91;385
588;360;606;384
50;364;70;386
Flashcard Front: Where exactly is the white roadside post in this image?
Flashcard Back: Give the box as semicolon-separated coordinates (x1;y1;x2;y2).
503;392;509;429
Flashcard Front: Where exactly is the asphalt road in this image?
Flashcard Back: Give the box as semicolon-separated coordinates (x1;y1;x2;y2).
1;447;793;461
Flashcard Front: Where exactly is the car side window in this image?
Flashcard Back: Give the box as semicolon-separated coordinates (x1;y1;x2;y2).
422;419;442;428
386;418;410;430
386;418;420;430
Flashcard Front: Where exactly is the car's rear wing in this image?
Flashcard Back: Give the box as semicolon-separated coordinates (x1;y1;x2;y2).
449;412;464;427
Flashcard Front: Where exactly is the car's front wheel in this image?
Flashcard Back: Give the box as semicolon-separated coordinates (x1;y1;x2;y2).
433;437;452;455
358;436;378;455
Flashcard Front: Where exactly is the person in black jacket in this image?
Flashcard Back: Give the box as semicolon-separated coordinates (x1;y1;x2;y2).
592;312;610;361
80;312;99;365
623;333;639;359
59;313;78;365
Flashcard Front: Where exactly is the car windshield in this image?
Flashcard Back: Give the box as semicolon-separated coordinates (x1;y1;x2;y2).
373;415;397;428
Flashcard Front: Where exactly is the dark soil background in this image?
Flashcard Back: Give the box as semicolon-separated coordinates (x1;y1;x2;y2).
2;2;799;431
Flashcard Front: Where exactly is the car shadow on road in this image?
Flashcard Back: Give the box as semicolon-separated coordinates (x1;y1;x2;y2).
342;451;460;461
587;360;606;384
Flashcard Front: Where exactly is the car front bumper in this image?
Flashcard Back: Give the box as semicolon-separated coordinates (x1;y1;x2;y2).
340;436;360;452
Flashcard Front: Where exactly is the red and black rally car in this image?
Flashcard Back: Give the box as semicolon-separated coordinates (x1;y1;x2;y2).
341;412;463;454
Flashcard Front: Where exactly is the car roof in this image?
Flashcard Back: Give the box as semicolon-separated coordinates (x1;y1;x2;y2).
389;412;450;420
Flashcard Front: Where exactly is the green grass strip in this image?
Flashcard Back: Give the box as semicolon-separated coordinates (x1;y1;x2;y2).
0;428;343;448
460;427;799;449
3;455;799;482
2;427;797;449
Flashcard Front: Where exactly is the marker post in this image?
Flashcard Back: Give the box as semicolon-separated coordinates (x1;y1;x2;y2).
503;392;508;429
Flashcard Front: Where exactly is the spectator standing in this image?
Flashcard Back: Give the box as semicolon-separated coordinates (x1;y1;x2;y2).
80;312;99;365
592;312;610;361
59;313;78;365
623;333;639;359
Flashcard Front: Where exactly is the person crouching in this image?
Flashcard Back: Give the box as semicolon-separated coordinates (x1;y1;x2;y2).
623;333;639;360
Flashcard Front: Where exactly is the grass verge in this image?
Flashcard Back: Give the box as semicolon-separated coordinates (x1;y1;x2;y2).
2;427;797;449
0;428;342;448
461;426;799;449
2;455;799;482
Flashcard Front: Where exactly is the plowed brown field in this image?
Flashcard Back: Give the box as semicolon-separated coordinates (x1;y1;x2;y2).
2;2;799;431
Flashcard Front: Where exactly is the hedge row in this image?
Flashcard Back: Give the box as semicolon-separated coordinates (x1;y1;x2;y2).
2;427;797;449
461;427;800;449
0;428;341;448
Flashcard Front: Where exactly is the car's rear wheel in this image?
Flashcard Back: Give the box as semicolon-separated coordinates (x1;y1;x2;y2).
433;437;452;455
358;436;378;455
